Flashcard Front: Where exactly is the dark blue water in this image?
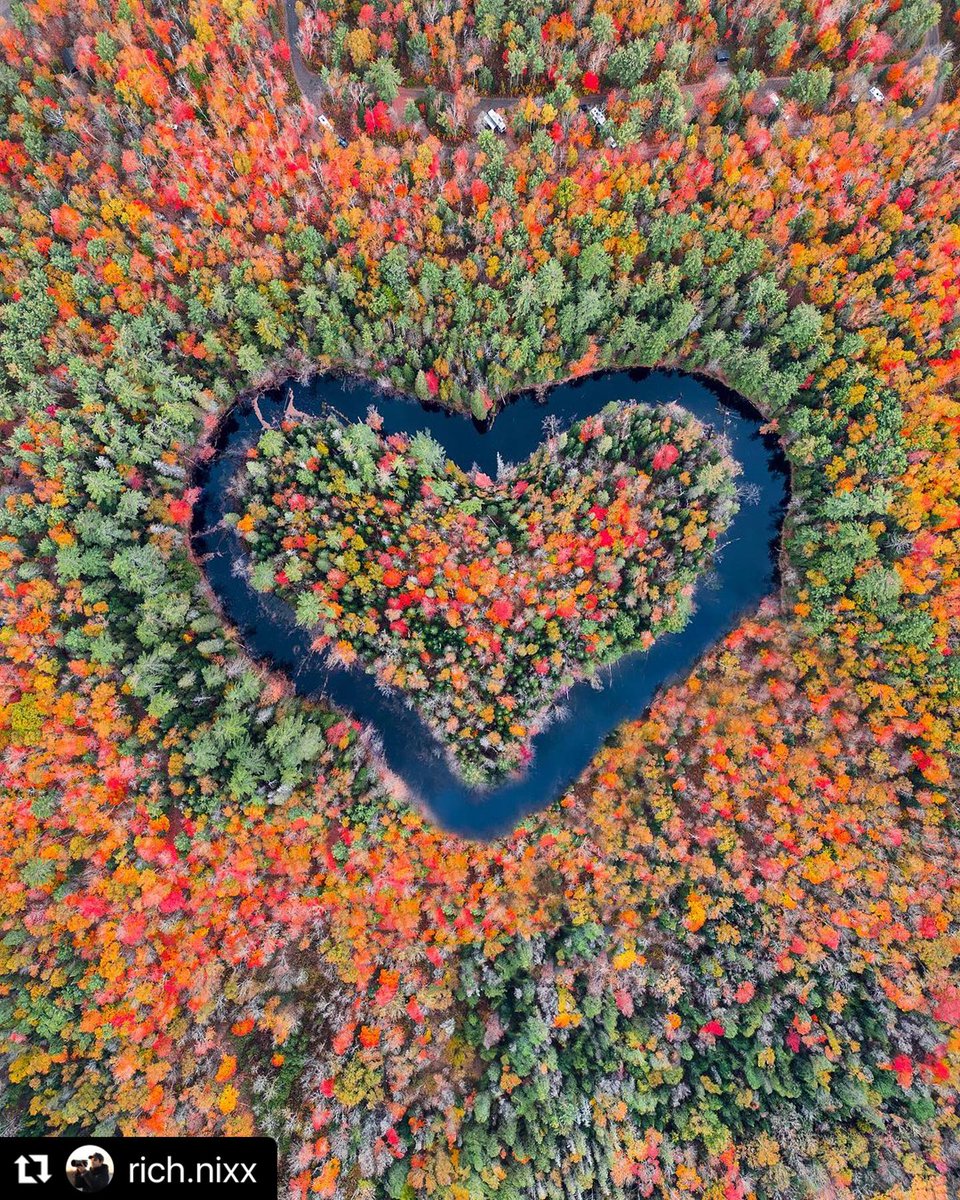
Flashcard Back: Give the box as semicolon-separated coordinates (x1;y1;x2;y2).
192;369;788;838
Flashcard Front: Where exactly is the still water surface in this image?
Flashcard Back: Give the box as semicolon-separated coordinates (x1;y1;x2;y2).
192;370;788;838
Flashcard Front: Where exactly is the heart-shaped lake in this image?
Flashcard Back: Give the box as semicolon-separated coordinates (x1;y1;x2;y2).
192;369;788;837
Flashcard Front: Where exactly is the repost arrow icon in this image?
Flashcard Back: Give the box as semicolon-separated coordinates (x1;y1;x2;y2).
15;1155;51;1184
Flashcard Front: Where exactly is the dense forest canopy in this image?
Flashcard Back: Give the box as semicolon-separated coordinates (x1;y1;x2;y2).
0;0;957;1197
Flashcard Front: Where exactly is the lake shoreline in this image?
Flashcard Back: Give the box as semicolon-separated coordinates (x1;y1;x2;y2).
191;367;790;839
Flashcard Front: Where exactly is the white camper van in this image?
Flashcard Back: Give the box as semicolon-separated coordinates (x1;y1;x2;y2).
482;109;507;135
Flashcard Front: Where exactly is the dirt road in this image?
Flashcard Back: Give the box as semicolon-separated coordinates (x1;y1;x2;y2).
281;0;943;139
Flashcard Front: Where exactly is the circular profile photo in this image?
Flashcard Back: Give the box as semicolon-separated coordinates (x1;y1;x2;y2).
66;1145;114;1193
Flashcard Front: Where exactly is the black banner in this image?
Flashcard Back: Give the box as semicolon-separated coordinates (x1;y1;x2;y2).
1;1138;277;1199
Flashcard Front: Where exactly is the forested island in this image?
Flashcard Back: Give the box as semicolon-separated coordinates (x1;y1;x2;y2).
236;401;739;783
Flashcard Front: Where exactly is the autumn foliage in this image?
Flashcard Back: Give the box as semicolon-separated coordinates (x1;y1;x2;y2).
0;0;957;1197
